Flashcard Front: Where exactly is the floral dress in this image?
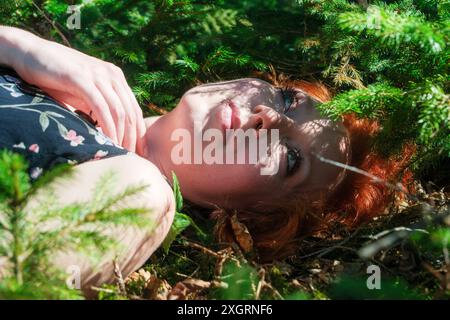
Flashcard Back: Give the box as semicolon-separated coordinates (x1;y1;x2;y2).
0;67;131;181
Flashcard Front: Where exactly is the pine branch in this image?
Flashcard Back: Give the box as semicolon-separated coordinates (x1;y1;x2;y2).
0;150;156;298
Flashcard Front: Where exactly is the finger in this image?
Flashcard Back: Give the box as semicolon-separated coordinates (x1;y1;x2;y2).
115;70;147;151
76;81;118;143
130;94;147;154
129;87;147;140
112;80;136;152
95;81;126;147
130;91;147;155
124;82;147;153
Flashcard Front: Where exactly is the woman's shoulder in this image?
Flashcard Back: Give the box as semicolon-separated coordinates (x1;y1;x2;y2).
91;152;169;181
22;151;176;297
87;152;174;204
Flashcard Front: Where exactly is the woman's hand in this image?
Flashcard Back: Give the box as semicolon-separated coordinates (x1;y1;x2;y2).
1;27;146;153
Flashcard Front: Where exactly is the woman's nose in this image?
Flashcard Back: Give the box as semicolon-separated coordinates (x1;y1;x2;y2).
247;105;282;131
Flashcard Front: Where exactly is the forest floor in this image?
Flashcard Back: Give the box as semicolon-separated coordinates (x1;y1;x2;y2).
100;181;449;300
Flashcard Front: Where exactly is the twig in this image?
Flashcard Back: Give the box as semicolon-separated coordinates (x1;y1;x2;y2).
358;207;449;259
113;258;127;297
371;227;429;241
421;261;445;289
318;227;362;258
443;237;450;266
184;240;220;258
264;281;284;300
214;247;233;279
254;267;284;300
183;240;236;277
31;1;72;47
230;242;247;264
359;228;428;259
90;286;116;294
312;152;419;202
174;272;190;278
442;236;450;290
147;102;168;115
297;227;362;259
255;268;265;300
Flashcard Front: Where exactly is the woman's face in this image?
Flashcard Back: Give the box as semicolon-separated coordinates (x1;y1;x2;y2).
156;78;350;210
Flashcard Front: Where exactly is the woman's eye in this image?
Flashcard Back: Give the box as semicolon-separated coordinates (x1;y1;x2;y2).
279;87;298;114
286;147;302;176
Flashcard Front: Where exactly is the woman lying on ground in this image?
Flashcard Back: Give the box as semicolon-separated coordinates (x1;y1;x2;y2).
0;26;413;297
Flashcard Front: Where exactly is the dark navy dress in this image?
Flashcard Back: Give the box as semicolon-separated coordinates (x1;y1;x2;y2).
0;67;130;181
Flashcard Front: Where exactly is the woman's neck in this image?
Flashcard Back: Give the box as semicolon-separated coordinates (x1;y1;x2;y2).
137;114;172;180
143;115;162;129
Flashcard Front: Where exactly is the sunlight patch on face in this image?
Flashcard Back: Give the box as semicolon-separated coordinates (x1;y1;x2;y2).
182;93;211;130
232;94;252;120
258;132;282;176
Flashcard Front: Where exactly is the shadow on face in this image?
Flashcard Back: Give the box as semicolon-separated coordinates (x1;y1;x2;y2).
165;78;350;210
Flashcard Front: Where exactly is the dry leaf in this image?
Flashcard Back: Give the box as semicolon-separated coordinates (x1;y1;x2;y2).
211;209;235;244
143;274;172;300
230;213;254;253
168;278;211;300
125;268;152;288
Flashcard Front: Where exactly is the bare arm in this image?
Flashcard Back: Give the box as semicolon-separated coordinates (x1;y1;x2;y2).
20;154;175;298
0;26;40;70
0;26;146;153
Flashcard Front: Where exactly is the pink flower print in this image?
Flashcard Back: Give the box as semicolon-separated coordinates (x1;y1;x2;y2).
94;150;109;160
64;129;85;147
28;143;39;153
30;167;43;179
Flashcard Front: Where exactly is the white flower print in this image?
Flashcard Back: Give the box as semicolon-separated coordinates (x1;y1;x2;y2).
0;82;23;98
93;131;109;145
94;150;109;160
12;142;26;149
30;167;43;179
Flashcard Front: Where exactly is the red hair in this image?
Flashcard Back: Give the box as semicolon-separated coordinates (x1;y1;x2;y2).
211;70;415;262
